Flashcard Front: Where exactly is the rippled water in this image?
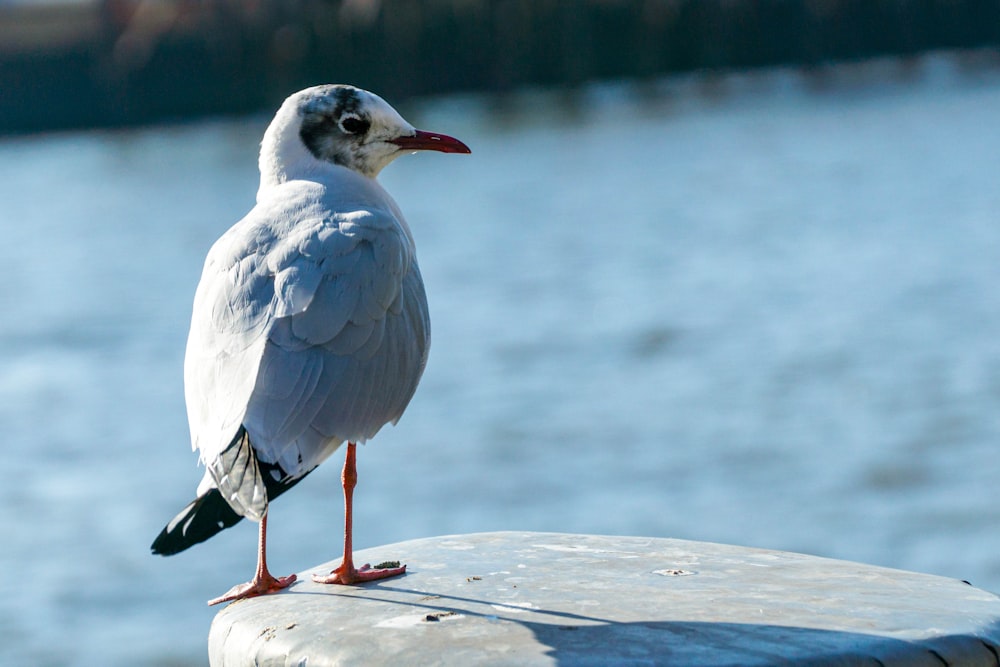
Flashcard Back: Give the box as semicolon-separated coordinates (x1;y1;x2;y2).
3;54;1000;665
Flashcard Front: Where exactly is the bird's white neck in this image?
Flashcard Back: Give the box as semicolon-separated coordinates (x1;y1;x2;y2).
258;104;322;192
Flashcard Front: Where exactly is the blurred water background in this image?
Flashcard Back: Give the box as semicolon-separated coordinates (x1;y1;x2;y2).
2;13;1000;667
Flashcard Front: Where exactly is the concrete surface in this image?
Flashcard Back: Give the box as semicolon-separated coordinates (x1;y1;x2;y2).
209;531;1000;666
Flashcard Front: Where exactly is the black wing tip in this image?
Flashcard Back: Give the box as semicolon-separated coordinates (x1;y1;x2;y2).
150;539;181;556
151;429;314;556
151;524;188;556
150;490;243;556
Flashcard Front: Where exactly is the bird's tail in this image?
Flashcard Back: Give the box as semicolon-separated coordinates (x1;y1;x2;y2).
150;488;244;556
151;427;311;556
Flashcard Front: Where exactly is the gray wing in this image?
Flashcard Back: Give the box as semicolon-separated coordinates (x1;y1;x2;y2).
184;209;275;468
184;205;429;518
244;208;430;474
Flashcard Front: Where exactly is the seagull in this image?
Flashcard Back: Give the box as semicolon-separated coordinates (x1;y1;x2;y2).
151;84;470;605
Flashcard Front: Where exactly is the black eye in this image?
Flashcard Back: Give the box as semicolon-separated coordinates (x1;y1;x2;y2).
339;115;369;135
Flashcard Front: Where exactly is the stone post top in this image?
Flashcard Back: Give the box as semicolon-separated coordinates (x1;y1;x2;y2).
209;531;1000;666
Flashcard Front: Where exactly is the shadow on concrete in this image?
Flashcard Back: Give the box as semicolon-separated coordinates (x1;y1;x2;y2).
316;583;1000;666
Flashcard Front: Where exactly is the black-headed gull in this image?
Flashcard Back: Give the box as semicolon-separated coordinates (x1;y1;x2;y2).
151;84;470;605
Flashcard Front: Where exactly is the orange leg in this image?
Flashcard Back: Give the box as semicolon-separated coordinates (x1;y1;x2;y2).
208;510;296;606
312;442;406;585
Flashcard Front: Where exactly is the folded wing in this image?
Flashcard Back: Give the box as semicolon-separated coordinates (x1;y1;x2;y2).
184;200;430;519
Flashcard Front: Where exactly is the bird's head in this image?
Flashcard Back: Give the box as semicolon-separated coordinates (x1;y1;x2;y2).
260;84;470;185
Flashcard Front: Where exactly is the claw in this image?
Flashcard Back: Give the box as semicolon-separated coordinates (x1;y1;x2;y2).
208;572;297;606
312;561;406;585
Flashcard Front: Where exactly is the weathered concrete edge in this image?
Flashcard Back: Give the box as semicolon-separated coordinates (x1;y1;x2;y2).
208;531;1000;667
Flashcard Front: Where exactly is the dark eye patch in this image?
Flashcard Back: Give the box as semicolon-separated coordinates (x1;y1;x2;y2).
340;116;370;135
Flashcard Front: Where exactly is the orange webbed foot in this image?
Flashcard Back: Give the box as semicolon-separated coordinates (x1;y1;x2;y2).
208;572;297;606
312;561;406;585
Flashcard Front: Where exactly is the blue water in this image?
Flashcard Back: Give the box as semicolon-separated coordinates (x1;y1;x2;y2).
3;53;1000;665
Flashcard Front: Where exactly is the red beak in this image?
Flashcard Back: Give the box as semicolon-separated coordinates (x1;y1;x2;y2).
392;130;471;154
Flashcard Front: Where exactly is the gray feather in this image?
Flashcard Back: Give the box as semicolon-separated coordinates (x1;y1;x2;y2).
207;429;267;521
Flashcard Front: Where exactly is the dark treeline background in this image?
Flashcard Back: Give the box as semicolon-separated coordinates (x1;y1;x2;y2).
3;0;1000;133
